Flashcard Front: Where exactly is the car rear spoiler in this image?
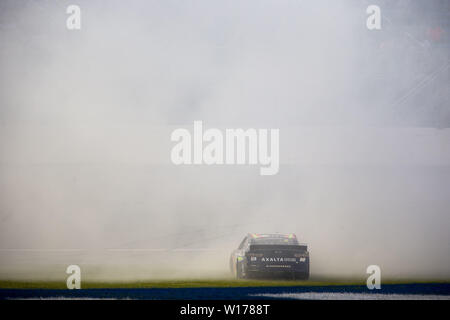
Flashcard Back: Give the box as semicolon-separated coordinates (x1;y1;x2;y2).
249;244;308;252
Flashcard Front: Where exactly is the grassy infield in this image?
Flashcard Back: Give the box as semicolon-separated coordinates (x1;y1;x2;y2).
1;278;447;290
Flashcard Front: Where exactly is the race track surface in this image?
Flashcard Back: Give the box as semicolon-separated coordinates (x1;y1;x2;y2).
1;283;449;300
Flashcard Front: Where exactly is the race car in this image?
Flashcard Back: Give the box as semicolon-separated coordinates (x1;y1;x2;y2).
229;233;309;280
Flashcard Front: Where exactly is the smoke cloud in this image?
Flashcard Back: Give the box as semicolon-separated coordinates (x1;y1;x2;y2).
0;0;449;281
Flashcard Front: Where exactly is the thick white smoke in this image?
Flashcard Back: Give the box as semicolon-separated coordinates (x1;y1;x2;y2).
0;0;449;281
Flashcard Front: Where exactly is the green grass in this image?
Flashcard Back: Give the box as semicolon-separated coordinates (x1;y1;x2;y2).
1;278;448;290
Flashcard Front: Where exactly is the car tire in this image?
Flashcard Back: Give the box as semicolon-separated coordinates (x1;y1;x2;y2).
236;261;246;279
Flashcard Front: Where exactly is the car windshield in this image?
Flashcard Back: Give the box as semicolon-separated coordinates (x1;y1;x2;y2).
249;235;299;245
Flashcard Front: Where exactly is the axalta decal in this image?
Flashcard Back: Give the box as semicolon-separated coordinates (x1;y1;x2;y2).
261;257;296;262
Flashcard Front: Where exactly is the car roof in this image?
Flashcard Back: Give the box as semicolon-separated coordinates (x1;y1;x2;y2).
248;233;297;239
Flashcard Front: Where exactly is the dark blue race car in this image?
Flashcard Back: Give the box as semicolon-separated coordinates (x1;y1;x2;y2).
230;233;310;280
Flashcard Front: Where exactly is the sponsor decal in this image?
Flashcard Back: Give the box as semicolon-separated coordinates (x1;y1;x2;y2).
266;265;292;268
261;257;296;262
